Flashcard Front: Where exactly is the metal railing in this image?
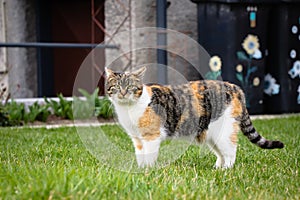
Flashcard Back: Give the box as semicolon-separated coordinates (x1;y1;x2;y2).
0;42;119;49
0;42;119;97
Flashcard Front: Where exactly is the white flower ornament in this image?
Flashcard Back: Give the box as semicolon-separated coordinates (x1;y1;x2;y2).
298;85;300;104
264;74;280;96
253;48;262;59
288;60;300;79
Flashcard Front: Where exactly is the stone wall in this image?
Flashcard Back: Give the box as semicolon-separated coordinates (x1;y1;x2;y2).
104;0;132;72
0;0;9;98
104;0;202;83
167;0;197;40
0;0;37;98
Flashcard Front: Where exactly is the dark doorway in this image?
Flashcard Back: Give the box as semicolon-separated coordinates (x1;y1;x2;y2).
36;0;105;97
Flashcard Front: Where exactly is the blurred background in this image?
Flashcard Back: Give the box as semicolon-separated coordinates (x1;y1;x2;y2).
0;0;299;114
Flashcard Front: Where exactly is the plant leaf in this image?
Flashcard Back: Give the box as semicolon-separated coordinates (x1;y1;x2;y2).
78;88;91;99
236;73;244;83
249;66;258;73
205;72;215;80
215;71;222;78
237;51;249;61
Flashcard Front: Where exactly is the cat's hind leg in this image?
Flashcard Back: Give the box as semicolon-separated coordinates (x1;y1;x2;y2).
197;131;224;168
207;132;237;169
207;108;239;169
206;142;224;168
211;121;239;169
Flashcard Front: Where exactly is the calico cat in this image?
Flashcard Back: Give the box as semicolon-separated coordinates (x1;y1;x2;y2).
105;67;284;169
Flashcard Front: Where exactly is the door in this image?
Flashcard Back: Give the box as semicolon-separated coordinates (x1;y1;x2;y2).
36;0;105;97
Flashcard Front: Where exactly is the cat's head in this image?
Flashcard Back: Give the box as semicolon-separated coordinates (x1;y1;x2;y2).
105;67;146;104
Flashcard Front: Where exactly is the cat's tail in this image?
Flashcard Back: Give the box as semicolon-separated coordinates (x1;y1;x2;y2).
239;113;284;149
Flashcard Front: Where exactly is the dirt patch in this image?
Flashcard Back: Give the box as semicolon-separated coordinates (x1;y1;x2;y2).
28;115;115;126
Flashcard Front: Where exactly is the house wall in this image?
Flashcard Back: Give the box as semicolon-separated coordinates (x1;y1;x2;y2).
0;0;37;98
104;0;201;83
167;0;197;40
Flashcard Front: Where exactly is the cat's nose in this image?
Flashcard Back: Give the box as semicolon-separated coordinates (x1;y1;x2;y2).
120;89;127;96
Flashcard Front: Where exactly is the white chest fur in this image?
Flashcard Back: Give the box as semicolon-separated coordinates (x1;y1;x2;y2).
111;86;151;137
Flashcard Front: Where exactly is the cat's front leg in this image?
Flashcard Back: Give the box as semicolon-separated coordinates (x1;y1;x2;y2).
132;137;145;167
132;137;161;168
143;138;161;167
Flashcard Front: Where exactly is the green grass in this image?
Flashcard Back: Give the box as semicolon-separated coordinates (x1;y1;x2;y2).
0;116;299;199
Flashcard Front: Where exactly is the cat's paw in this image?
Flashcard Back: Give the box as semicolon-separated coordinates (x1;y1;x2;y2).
136;152;159;168
214;157;224;169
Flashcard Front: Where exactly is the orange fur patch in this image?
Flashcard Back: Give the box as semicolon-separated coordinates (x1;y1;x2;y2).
133;138;143;150
190;81;199;91
177;111;189;128
231;93;243;118
134;89;143;98
190;82;204;116
138;107;161;141
230;122;239;145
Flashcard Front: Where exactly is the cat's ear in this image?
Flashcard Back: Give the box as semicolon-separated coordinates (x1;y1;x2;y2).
105;68;115;77
132;66;147;79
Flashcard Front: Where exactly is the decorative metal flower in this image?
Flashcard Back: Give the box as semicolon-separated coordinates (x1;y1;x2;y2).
253;77;260;86
252;48;262;59
205;55;222;80
209;56;222;72
264;74;280;96
236;34;263;108
288;60;300;79
297;85;300;104
242;34;261;57
236;64;243;73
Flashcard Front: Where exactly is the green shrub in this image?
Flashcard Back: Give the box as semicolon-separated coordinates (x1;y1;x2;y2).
0;107;14;126
3;100;25;126
2;100;51;125
73;88;114;119
45;94;73;120
95;97;113;119
0;88;113;126
24;102;51;123
73;88;99;119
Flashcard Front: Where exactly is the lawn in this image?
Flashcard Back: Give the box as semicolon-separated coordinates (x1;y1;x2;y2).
0;116;299;199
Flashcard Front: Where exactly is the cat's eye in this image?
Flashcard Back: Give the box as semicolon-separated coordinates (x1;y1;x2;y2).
109;86;118;94
127;85;137;90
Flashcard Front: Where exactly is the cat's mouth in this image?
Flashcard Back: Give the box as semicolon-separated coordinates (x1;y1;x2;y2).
117;94;130;100
115;95;137;105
